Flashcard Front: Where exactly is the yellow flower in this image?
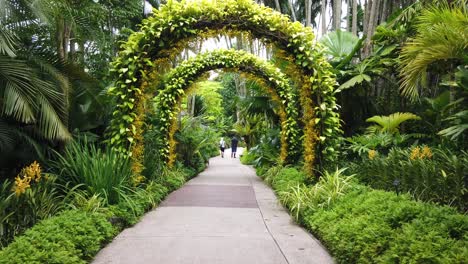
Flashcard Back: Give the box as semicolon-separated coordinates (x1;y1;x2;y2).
12;161;43;196
131;175;146;186
421;146;433;159
410;146;421;160
13;176;30;196
368;149;377;160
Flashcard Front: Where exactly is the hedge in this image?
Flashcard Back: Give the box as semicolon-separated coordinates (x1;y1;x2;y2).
0;210;116;264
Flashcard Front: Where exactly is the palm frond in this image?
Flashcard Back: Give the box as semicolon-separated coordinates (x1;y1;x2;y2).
0;55;70;141
366;112;421;134
37;93;71;140
320;30;360;61
399;5;468;100
0;26;17;57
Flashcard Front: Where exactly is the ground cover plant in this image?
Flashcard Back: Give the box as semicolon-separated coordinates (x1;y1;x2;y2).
0;159;198;263
254;165;468;263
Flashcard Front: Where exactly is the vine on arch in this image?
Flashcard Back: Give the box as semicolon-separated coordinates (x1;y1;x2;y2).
108;0;340;174
154;49;300;166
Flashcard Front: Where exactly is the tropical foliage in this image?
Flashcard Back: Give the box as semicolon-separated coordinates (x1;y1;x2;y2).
1;0;468;262
108;0;339;173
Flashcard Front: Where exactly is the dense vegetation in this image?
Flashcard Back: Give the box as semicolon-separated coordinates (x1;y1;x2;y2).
247;165;467;263
1;0;467;263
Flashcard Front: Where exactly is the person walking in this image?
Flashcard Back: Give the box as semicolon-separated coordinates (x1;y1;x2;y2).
231;136;238;158
219;137;226;158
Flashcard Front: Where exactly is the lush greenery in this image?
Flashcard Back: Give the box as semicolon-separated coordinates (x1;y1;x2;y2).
1;0;467;262
347;146;468;211
108;0;339;174
0;151;198;262
155;49;300;165
254;165;468;263
0;210;116;264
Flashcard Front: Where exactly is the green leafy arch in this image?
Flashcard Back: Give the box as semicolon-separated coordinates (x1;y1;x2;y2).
154;49;300;166
108;0;340;173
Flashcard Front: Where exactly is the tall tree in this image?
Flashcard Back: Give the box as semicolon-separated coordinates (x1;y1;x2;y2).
332;0;342;30
274;0;282;12
351;0;358;35
287;0;297;21
321;0;327;34
306;0;312;27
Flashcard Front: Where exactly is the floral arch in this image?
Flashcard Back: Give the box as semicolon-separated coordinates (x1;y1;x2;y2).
153;49;300;167
108;0;340;174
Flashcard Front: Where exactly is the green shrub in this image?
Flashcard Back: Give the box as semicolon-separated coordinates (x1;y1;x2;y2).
271;167;307;191
49;139;133;205
348;147;468;211
260;166;468;263
275;167;354;221
303;187;468;263
175;116;218;172
108;181;169;226
0;210;116;264
240;149;256;165
262;165;284;182
154;167;187;192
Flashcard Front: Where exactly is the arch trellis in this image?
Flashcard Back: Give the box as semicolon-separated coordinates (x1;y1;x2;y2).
108;0;340;175
154;49;300;166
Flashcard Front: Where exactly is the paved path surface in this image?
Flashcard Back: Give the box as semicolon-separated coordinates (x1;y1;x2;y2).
93;148;334;264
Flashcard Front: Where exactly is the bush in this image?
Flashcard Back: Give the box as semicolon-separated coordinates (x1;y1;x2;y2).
273;167;354;221
303;187;468;263
271;167;307;191
175;116;218;172
108;182;169;226
0;167;193;262
348;146;468;211
240;149;256;165
0;210;116;264
261;166;468;263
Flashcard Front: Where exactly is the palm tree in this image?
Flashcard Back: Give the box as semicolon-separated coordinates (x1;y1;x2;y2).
399;3;468;100
0;1;71;152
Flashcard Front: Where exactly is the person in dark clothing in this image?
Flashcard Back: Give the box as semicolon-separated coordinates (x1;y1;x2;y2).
231;136;239;158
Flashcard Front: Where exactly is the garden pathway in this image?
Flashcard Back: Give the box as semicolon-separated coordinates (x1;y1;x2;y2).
92;148;334;264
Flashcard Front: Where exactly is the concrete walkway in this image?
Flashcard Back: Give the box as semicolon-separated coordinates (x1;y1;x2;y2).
93;148;334;264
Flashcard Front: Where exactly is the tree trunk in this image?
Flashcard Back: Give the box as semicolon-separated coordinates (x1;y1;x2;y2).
56;17;65;61
190;95;196;116
306;0;312;27
288;0;297;21
363;0;371;36
363;0;378;57
274;0;281;12
374;0;381;29
321;0;327;34
332;0;342;30
366;0;379;40
352;0;358;35
63;23;71;62
346;0;352;32
381;0;388;23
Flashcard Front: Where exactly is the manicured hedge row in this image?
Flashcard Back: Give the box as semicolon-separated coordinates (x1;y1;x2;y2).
263;167;468;263
0;210;116;264
0;166;196;264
